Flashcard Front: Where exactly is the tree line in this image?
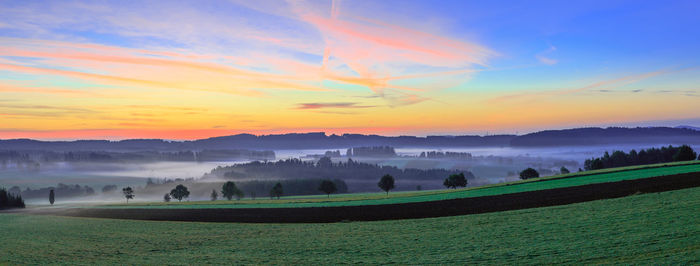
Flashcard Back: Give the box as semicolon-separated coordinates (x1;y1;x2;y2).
9;183;95;200
209;157;475;184
0;187;25;209
0;149;275;164
584;145;698;171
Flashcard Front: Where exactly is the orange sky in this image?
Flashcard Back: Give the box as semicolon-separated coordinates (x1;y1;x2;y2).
1;0;698;140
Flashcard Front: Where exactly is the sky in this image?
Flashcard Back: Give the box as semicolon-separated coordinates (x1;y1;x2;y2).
0;0;698;140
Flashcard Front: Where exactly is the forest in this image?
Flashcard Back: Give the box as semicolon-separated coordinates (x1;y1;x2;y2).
584;145;698;170
0;187;25;209
208;157;474;183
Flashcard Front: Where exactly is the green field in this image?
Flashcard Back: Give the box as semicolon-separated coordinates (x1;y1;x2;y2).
105;160;700;209
2;186;699;264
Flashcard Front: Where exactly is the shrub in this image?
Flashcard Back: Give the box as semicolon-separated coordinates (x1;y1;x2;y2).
443;173;467;189
519;168;540;180
560;167;570;174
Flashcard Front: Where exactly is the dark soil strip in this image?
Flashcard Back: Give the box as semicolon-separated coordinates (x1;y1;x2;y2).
30;172;700;223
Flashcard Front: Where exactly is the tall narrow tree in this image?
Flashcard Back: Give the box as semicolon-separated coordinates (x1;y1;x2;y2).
211;189;218;201
49;189;55;205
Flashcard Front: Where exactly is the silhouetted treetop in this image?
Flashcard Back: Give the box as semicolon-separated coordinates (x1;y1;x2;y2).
318;180;338;197
584;145;697;170
378;175;395;195
443;173;468;189
519;168;539;180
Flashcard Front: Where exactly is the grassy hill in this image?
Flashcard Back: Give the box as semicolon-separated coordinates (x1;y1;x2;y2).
105;160;700;209
2;186;698;264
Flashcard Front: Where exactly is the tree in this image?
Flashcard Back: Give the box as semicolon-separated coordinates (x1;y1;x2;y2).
270;182;283;199
122;187;134;203
221;181;239;200
0;189;7;208
377;174;395;195
163;193;171;202
210;189;218;201
519;168;539;180
318;180;337;198
49;189;55;205
560;167;570;174
673;145;697;161
316;156;333;168
443;173;467;189
169;184;190;202
101;184;117;193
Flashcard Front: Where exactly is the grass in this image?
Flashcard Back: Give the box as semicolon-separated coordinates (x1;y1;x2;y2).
103;160;700;209
2;186;699;264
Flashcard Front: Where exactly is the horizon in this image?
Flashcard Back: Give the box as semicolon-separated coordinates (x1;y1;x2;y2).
1;0;699;140
1;124;698;142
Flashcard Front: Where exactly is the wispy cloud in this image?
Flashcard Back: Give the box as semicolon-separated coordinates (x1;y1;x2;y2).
535;45;558;65
242;0;494;102
294;102;375;110
0;0;494;107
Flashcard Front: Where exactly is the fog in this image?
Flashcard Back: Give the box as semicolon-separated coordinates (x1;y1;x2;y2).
2;143;696;204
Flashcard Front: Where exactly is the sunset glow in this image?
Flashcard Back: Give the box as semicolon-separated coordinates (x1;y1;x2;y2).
1;0;698;140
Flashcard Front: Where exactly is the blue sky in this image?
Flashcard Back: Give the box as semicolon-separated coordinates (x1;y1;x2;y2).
0;0;698;139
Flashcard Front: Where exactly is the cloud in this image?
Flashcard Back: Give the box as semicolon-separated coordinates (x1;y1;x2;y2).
0;0;500;137
0;82;101;96
535;45;558;65
0;0;496;109
238;0;494;103
294;102;376;110
0;39;334;96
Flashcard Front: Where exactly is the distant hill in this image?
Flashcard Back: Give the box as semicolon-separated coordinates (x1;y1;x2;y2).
1;127;699;151
0;133;515;151
676;125;700;131
510;127;700;146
